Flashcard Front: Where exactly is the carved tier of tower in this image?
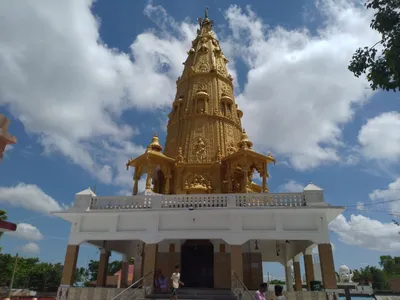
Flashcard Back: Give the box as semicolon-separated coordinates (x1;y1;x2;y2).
127;9;276;195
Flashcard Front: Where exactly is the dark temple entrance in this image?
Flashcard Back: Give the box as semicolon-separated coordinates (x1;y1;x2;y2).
181;239;214;288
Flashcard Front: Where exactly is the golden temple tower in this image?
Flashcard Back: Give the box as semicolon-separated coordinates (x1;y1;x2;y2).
127;9;275;195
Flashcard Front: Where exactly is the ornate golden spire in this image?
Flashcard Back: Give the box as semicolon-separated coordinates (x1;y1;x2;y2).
127;8;276;195
164;8;242;161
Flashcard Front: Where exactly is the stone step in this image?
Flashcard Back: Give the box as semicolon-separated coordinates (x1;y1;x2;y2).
146;288;235;300
147;297;236;300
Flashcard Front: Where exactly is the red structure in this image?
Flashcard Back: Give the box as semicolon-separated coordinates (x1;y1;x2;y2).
0;220;17;233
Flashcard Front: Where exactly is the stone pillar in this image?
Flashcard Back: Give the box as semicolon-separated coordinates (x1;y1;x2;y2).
228;174;233;193
214;245;231;289
242;166;249;192
230;245;243;286
134;243;144;283
293;260;302;291
262;173;267;192
142;243;158;289
133;177;139;195
120;254;129;288
60;245;79;286
145;171;152;190
96;249;110;287
285;265;294;291
304;254;315;290
165;174;171;194
318;243;337;289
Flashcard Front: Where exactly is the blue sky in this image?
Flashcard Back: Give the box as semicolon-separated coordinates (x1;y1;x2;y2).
1;0;400;280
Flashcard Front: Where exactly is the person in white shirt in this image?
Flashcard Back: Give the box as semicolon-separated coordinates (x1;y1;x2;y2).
171;264;184;300
274;285;286;300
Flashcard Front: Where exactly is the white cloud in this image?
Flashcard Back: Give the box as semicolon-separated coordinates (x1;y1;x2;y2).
117;177;146;196
0;1;195;186
369;178;400;216
358;112;400;162
0;0;382;179
329;214;400;251
5;223;44;241
0;183;65;214
224;1;378;170
4;144;13;152
356;202;365;211
278;180;305;192
20;242;40;255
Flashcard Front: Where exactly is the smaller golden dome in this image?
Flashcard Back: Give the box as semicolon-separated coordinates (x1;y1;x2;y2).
238;129;253;149
148;133;162;152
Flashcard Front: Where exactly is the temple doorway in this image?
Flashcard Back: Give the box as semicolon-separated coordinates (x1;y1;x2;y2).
181;239;214;288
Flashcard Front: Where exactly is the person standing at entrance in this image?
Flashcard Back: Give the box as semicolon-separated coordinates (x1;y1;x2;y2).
254;282;268;300
274;285;286;300
171;264;184;300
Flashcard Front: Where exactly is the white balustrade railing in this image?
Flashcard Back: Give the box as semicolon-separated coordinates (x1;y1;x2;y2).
90;196;153;210
88;193;305;210
162;194;229;208
236;193;305;207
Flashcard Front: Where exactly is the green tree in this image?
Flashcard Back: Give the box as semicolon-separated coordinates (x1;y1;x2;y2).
370;266;389;290
0;210;7;221
348;0;400;92
73;267;89;287
379;255;400;276
269;279;285;284
0;253;83;291
86;259;122;283
108;261;122;276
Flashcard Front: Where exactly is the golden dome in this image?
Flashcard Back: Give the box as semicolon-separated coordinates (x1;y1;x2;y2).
238;129;253;149
148;133;162;152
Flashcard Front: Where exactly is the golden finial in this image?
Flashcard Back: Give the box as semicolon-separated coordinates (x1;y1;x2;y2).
126;156;134;170
148;133;162;152
238;129;253;150
198;6;213;28
267;151;277;165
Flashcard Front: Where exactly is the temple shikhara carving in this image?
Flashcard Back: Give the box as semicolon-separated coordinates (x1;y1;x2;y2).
54;9;343;300
126;10;275;196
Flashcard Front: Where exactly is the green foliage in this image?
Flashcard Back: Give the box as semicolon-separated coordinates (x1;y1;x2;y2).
379;255;400;276
0;251;127;289
351;255;399;291
0;210;7;221
0;253;84;291
86;259;122;282
269;279;285;284
348;0;400;92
